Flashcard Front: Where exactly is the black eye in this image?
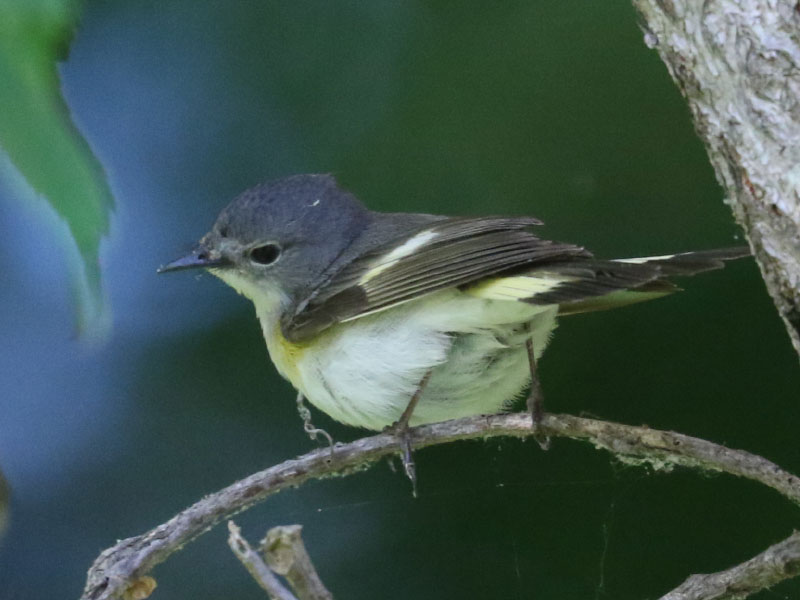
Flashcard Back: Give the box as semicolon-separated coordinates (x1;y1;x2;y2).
249;243;281;265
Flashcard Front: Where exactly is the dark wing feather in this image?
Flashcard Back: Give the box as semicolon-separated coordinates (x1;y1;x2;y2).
528;247;751;306
283;216;589;342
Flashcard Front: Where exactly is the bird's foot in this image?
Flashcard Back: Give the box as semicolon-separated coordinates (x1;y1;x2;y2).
383;419;418;497
527;385;550;451
524;332;550;451
383;370;432;497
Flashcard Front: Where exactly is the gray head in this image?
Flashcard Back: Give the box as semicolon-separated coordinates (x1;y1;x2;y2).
160;174;371;313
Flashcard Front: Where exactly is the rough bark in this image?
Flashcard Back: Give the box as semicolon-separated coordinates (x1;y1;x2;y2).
632;0;800;358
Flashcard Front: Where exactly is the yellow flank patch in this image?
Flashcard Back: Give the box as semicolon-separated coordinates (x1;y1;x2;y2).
466;275;564;301
264;326;308;388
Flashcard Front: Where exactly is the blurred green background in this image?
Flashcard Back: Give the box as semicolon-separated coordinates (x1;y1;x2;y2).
1;1;798;599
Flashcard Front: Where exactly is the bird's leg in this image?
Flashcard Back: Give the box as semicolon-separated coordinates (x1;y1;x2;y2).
296;392;334;457
385;370;433;496
524;324;550;450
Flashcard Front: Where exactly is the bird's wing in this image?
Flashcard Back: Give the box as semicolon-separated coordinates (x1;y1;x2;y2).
283;213;750;343
282;216;589;341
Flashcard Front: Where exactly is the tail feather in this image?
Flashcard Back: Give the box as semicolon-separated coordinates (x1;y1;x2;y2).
543;246;750;312
615;247;751;276
465;246;750;314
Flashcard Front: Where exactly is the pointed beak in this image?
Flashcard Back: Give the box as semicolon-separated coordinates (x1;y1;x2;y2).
157;250;231;274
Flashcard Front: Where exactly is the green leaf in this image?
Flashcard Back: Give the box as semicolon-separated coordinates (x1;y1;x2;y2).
0;0;114;336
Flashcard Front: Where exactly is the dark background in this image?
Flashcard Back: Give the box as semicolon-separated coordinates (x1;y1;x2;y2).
1;2;798;599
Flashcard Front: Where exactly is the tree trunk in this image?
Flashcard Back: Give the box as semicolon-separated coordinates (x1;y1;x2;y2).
632;0;800;359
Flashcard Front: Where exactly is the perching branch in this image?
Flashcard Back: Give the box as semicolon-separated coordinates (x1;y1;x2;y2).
81;412;800;600
227;521;298;600
632;0;800;359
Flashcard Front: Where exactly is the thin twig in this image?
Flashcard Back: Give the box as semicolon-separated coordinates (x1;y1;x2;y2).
659;531;800;600
81;412;800;600
261;525;334;600
227;521;298;600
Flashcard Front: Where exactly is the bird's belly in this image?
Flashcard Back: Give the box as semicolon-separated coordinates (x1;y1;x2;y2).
293;308;452;430
409;332;534;426
291;291;558;430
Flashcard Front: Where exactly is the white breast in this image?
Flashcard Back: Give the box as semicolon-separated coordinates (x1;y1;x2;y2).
292;289;558;430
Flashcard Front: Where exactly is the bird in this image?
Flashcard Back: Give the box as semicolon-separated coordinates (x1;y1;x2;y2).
159;173;749;477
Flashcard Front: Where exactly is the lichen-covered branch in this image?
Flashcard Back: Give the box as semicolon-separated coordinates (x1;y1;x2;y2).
632;0;800;358
659;530;800;600
80;412;800;600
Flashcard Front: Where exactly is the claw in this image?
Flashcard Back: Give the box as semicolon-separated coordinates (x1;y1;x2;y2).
384;421;418;497
527;388;550;451
383;370;432;497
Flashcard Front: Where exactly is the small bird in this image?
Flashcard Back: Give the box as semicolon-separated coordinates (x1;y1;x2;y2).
160;174;748;468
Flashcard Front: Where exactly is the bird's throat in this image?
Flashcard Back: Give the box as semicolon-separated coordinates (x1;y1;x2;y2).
211;269;306;385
